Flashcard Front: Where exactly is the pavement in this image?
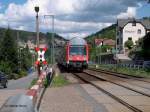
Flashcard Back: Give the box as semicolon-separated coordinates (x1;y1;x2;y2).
40;85;98;112
0;72;37;107
0;89;26;107
40;83;138;112
7;72;37;90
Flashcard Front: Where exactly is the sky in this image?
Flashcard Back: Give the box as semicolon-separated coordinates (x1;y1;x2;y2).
0;0;150;39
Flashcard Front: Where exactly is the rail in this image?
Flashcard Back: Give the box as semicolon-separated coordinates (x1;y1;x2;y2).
73;73;143;112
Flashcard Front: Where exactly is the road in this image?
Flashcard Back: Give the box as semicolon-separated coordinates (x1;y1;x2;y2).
6;72;37;90
0;72;37;107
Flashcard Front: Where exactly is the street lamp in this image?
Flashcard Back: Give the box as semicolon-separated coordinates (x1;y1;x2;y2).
34;6;40;76
44;15;55;65
34;6;40;47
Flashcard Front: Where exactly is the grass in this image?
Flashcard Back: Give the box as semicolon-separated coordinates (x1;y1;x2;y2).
51;75;69;87
90;64;150;78
29;78;38;88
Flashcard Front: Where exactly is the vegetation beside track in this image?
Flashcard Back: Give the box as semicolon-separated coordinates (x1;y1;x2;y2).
29;78;38;88
89;64;150;78
51;75;69;87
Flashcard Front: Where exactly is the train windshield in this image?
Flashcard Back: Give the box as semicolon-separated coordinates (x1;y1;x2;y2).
70;46;86;55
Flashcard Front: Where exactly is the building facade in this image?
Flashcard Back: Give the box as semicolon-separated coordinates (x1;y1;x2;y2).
117;18;150;54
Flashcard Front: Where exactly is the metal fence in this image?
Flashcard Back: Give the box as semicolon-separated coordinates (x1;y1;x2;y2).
95;60;150;70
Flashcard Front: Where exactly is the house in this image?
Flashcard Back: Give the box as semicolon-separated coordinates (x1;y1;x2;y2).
103;39;115;47
26;40;36;50
117;18;150;53
95;38;115;47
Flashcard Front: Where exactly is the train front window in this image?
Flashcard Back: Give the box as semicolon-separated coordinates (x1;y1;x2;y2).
70;46;86;55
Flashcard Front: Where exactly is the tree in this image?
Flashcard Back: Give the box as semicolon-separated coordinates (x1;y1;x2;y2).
142;32;150;59
0;28;18;73
124;38;134;49
20;46;32;70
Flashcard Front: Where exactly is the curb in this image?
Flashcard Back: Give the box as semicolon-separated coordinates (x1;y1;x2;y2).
34;87;46;112
26;71;46;106
27;69;55;112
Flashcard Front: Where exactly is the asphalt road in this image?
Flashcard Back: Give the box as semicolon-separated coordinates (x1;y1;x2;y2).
6;72;37;90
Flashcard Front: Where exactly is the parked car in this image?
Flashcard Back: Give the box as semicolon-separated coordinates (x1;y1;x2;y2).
0;71;8;88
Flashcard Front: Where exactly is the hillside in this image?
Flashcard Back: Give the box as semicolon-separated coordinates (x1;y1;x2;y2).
85;24;116;46
0;27;66;46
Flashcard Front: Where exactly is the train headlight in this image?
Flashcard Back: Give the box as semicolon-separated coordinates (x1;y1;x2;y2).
84;57;86;60
69;56;72;60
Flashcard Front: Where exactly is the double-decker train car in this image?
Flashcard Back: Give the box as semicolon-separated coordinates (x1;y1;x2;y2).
57;37;89;71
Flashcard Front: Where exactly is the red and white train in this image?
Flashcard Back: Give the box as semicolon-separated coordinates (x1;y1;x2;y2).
57;37;89;71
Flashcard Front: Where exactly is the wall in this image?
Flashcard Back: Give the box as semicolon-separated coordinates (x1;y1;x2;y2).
123;23;146;45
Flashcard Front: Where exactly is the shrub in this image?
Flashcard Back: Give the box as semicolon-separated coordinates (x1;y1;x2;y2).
125;39;134;49
18;70;27;77
0;61;12;75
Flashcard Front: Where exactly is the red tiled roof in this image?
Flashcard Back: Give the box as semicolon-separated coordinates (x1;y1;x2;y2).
95;38;115;46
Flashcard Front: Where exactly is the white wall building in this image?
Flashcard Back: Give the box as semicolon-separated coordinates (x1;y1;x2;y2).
117;18;150;54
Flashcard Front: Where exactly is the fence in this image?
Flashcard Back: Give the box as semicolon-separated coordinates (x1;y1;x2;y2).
94;60;150;70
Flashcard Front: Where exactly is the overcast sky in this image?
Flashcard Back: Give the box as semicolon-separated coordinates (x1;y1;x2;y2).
0;0;150;39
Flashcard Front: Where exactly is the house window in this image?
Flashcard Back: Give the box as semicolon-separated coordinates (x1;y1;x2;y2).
117;38;119;45
137;29;141;34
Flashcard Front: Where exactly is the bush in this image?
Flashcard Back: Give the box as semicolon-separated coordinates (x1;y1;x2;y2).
19;70;27;77
125;39;134;49
0;61;12;75
10;73;20;80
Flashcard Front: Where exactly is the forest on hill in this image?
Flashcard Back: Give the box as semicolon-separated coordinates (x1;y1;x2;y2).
85;24;116;46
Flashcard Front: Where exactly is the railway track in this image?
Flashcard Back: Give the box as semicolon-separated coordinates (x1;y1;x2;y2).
83;71;150;97
88;68;150;91
88;68;150;83
72;72;150;112
73;73;143;112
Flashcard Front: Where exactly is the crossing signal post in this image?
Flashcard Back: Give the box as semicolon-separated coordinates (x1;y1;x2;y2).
35;47;48;73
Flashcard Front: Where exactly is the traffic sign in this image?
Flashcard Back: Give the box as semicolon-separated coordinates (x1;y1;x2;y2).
35;47;48;65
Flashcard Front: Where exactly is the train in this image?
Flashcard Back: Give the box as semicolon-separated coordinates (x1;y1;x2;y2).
57;37;89;71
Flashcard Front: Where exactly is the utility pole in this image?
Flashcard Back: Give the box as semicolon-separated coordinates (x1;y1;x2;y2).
44;15;55;65
17;31;20;71
19;48;23;71
34;6;40;76
100;43;102;64
35;6;40;47
115;19;118;71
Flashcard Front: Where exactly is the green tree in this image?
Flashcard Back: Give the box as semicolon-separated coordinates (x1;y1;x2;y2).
142;32;150;59
124;38;134;49
20;46;32;70
0;28;18;73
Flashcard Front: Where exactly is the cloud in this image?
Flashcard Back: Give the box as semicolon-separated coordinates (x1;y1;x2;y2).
117;7;137;19
56;0;141;22
0;0;144;38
